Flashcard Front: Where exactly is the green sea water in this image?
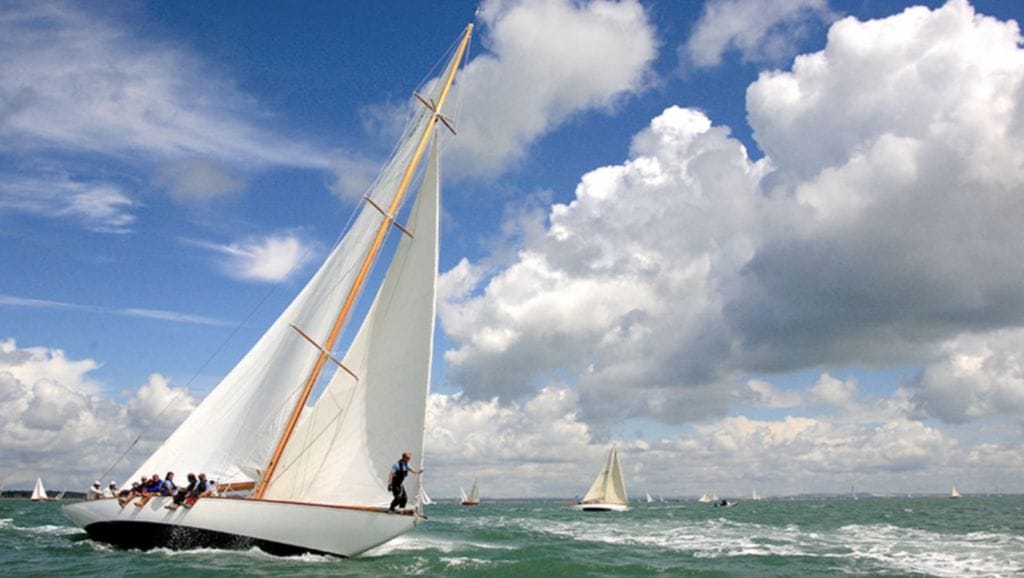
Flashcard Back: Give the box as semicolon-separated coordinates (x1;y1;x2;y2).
2;495;1022;577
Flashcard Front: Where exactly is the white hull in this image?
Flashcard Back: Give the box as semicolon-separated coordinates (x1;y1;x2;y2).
63;496;420;557
572;503;629;512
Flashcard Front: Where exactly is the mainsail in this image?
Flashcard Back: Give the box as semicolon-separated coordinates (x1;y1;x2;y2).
63;23;474;558
580;447;628;507
123;29;463;505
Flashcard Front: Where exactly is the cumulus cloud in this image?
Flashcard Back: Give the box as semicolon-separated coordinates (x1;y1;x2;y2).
446;0;657;178
421;385;1019;498
440;1;1024;432
0;339;194;491
811;373;857;406
683;0;836;68
912;330;1024;423
186;233;318;283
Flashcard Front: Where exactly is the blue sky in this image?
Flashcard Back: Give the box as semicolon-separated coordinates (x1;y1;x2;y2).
3;0;1024;499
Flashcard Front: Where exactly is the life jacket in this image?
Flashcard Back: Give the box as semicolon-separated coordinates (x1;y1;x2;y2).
392;460;409;487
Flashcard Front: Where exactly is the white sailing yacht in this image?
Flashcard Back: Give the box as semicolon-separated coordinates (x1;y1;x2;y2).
63;23;474;558
30;478;50;502
698;491;716;503
950;485;961;499
460;479;480;506
645;491;654;503
573;446;629;512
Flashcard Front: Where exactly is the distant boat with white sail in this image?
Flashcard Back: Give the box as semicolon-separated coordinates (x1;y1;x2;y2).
30;478;50;502
460;479;480;506
950;486;961;499
573;446;629;512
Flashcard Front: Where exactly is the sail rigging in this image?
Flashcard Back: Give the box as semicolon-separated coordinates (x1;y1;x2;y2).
64;23;474;558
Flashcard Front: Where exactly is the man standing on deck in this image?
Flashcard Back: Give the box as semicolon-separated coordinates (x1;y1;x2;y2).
387;451;422;512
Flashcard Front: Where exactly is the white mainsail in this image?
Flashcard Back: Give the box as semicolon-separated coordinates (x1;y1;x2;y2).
575;446;628;511
30;477;49;501
123;26;459;503
950;485;961;499
63;23;473;558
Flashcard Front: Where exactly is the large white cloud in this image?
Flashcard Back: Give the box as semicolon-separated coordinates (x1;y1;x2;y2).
441;1;1024;430
913;329;1024;423
445;0;657;178
420;384;1021;498
0;339;195;491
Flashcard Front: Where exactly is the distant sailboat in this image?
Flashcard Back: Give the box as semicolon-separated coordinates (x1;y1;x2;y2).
420;487;434;505
645;491;654;503
460;479;480;506
55;490;66;501
698;491;716;503
950;486;961;499
751;488;762;501
573;446;629;512
30;478;50;502
62;23;475;558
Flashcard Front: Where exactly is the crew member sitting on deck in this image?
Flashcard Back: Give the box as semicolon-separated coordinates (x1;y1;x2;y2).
87;481;103;501
160;471;177;496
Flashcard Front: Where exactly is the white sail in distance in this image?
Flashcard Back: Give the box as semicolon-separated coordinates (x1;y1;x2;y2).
31;477;49;501
581;447;628;506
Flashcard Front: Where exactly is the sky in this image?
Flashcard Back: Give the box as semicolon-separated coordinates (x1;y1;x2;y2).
2;0;1024;500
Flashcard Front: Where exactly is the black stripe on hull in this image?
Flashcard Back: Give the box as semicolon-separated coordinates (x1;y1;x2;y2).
83;521;342;557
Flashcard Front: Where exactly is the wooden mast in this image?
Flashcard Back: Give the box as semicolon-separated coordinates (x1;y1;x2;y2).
253;23;473;500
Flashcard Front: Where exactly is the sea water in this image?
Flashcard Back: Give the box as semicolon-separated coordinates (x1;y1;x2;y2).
2;496;1021;577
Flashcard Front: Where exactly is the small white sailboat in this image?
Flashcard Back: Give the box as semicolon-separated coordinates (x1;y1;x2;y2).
419;487;434;505
751;488;762;501
63;23;474;558
460;479;480;506
645;491;654;503
30;478;50;502
950;485;961;499
573;446;629;512
55;490;66;501
698;491;716;503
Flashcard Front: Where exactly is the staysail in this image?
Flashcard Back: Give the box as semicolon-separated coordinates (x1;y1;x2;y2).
581;447;628;506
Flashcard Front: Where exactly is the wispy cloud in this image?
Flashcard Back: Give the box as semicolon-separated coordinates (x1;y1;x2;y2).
0;2;330;169
683;0;837;69
185;233;319;283
0;294;230;326
0;175;136;233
